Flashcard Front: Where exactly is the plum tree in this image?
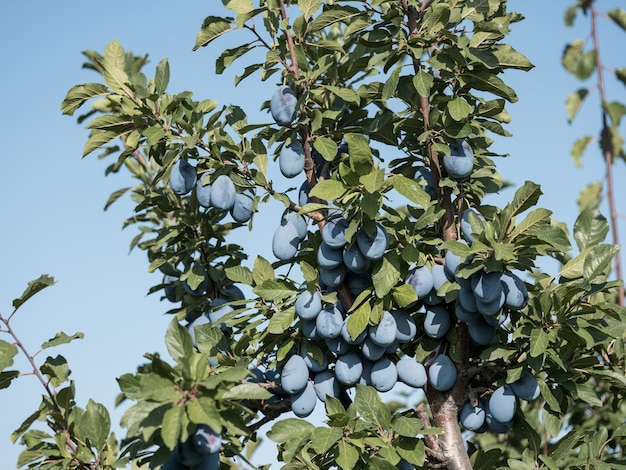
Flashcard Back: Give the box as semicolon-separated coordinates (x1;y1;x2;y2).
16;1;623;470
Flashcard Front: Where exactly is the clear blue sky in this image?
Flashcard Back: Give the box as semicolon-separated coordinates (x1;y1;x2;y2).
1;1;625;468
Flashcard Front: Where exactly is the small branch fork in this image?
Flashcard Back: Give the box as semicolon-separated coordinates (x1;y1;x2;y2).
0;310;98;470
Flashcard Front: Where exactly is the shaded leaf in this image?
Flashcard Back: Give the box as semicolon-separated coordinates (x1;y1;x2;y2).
13;275;55;309
41;332;84;350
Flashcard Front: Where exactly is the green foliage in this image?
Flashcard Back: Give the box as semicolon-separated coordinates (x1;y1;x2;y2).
3;1;626;469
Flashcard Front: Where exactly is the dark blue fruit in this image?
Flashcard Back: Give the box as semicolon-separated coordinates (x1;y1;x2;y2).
210;174;236;211
460;208;485;245
471;271;503;303
500;271;528;310
467;315;496;345
335;352;364;386
171;159;196;195
317;242;344;269
291;381;317;417
489;385;517;423
342;243;371;273
428;354;457;392
281;355;309;394
319;264;347;288
230;187;255;223
270;85;297;126
392;310;417;343
295;290;322;320
279;140;305;178
360;337;386;361
322;214;349;248
368;311;398;346
459;401;486;431
443;139;474;179
510;372;540;401
192;424;222;454
315;304;343;339
408;266;434;298
356;222;389;261
370;357;398;392
281;209;307;240
189;452;220;470
423;304;451;339
396;355;427;388
313;370;340;402
272;223;300;261
196;173;212;208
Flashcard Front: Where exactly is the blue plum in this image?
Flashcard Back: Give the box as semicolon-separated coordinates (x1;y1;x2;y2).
295;290;322;320
489;385;517;423
298;180;311;207
423;304;451;339
443;139;474;179
322;214;349;248
392;310;417;343
313;370;340;402
272;222;300;261
319;264;347;288
500;271;528;310
407;266;434;298
444;247;464;279
415;166;437;200
301;318;320;340
281;209;307;240
370;357;398;392
230;187;255;223
300;342;328;372
454;304;479;323
458;287;478;312
315;304;343;339
196;173;212;208
342;243;371;273
210;174;236;211
431;264;450;292
170;159;196;195
347;272;373;296
428;354;457;392
341;318;367;345
291;381;317;417
369;311;398;347
471;271;503;303
189;452;220;470
192;424;222;455
317;241;344;269
335;352;364;386
325;336;351;355
467;315;496;345
356;222;389;261
279;140;305;178
459;401;486;432
360;336;386;361
396;355;427;388
280;355;309;394
511;372;540;401
270;85;298;126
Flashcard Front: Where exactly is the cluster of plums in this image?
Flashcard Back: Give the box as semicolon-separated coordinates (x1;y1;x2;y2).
170;159;255;223
161;424;222;470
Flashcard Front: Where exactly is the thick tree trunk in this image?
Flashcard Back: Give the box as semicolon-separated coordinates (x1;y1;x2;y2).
429;390;472;470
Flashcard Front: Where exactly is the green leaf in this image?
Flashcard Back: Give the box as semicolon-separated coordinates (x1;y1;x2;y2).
346;300;371;340
155;58;170;95
299;0;323;20
252;256;274;286
0;340;18;371
359;169;385;194
355;384;391;429
419;3;450;36
103;187;131;211
413;70;433;97
61;83;110;115
583;244;619;283
372;253;402;297
313;137;338;161
223;383;273;400
41;332;84;350
336;439;360;470
574;207;609;250
165;318;194;364
268;307;295;334
311;427;343;454
253;279;296;301
392;175;432;208
447;97;473;121
565;88;588;123
13;275;55;309
267;418;315;443
325;85;361;105
40;355;71;387
382;66;401;102
571;135;593;167
225;265;254;286
186;397;222;431
562;39;596;80
308;7;360;33
512;208;552;238
608;8;626;31
0;370;19;390
344;133;373;175
529;328;549;358
309;179;347;200
101;40;132;96
558;248;589;280
392;284;418;307
392;416;423;437
502;181;542;226
79;399;111;449
491;44;534;71
161;404;183;450
194;16;234;50
461;71;518;102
